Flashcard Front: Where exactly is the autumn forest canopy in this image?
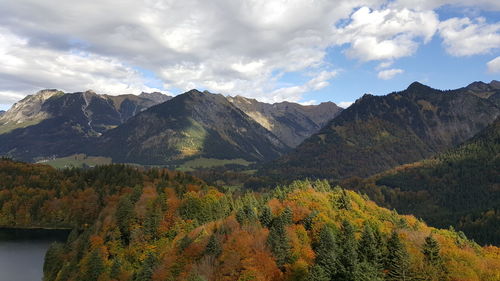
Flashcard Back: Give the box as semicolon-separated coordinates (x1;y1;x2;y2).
0;159;499;281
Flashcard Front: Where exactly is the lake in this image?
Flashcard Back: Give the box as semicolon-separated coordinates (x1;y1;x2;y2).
0;228;69;281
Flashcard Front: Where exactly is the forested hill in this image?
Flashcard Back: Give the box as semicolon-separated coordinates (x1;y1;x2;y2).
342;117;500;245
0;160;498;281
264;81;500;180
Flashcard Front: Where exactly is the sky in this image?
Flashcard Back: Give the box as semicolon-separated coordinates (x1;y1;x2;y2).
0;0;499;110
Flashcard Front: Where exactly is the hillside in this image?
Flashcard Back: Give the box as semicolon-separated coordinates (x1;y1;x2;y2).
227;96;342;147
93;90;289;165
0;90;171;161
264;81;500;179
0;160;498;281
343;117;500;245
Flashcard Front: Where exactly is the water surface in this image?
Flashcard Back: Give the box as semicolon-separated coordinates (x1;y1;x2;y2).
0;228;69;281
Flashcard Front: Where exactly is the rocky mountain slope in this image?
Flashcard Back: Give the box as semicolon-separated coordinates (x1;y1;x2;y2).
0;89;171;161
93;90;290;165
264;81;500;179
0;89;341;165
227;96;342;147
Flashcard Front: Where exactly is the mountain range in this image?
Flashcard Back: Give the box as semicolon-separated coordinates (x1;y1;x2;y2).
0;88;341;165
264;81;500;179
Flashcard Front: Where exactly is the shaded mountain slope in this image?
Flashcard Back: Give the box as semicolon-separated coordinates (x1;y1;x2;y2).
228;96;342;147
93;90;289;165
264;81;500;179
345;117;500;245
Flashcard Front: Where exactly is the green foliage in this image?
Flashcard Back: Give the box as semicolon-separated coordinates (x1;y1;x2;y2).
386;231;412;281
267;220;291;269
134;252;157;281
43;242;65;281
259;205;273;228
116;195;135;244
82;249;104;281
337;220;360;281
422;235;442;267
204;234;222;257
314;226;339;278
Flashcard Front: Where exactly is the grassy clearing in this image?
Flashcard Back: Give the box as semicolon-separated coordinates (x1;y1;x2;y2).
177;157;253;172
37;154;112;169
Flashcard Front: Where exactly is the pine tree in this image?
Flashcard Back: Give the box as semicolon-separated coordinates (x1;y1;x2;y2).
422;235;442;267
357;224;384;281
337;220;360;281
308;265;329;281
83;249;104;281
135;252;157;281
110;258;122;279
259;206;273;228
386;231;412;281
43;242;64;281
204;234;222;257
281;206;293;225
116;195;135;244
267;220;291;269
144;201;162;240
314;226;339;278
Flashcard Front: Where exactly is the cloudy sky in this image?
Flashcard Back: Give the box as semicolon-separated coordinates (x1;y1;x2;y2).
0;0;499;110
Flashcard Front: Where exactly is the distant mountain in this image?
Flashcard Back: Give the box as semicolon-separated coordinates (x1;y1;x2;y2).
93;90;289;165
264;81;500;179
0;110;5;116
0;89;170;161
139;91;172;104
346;117;500;245
227;96;342;147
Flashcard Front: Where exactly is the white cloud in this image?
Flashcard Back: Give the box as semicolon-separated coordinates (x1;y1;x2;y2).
0;0;497;106
487;56;500;73
378;68;404;80
267;70;339;103
338;101;354;108
333;7;439;61
439;17;500;56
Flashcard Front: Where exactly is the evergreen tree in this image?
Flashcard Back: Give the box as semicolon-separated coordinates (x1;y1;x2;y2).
314;226;339;278
357;223;384;281
110;258;122;279
281;206;293;225
144;201;162;240
308;265;329;281
386;231;412;281
337;220;360;281
204;234;222;257
116;195;135;244
135;252;157;281
259;206;273;228
82;249;104;281
422;235;442;267
267;220;291;269
43;242;64;281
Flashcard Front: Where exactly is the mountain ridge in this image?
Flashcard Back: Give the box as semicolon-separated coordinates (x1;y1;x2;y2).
264;81;500;179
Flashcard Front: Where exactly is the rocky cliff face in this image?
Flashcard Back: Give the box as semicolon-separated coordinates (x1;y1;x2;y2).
94;90;290;165
264;81;500;179
227;96;342;147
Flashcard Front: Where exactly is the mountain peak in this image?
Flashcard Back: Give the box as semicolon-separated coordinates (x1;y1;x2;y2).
406;81;432;92
490;80;500;89
139;91;172;104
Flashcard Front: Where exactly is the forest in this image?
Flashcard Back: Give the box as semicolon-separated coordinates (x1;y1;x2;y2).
341;118;500;245
0;159;498;281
